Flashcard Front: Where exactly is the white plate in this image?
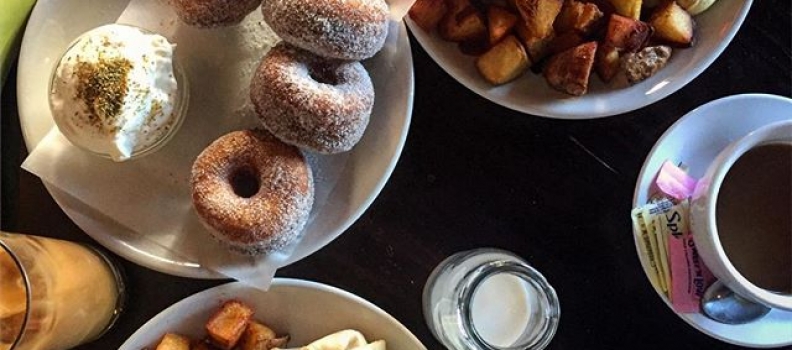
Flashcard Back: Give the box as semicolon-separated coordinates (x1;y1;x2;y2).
16;0;414;278
632;94;792;348
406;1;752;119
120;279;427;350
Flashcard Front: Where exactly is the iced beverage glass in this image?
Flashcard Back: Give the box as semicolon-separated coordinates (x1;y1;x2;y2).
0;232;125;350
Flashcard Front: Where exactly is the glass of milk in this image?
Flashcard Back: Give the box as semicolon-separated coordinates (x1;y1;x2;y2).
423;248;560;350
0;232;126;350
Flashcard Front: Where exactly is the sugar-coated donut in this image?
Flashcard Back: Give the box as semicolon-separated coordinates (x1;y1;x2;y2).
171;0;261;28
262;0;390;60
250;42;375;154
191;129;314;256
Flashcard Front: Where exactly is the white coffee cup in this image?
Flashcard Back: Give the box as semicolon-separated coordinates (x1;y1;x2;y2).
690;120;792;311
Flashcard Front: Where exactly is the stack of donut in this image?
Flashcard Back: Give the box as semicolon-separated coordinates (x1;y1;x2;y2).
180;0;391;256
253;0;390;154
171;0;262;28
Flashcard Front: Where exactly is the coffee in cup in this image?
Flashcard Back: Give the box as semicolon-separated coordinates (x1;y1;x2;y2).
716;143;792;294
691;120;792;310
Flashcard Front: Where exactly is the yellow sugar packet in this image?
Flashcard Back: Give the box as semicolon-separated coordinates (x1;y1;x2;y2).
632;198;675;293
650;205;673;293
631;207;663;292
643;199;673;292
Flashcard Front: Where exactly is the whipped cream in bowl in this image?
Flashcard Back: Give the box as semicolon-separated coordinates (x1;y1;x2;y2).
49;24;188;161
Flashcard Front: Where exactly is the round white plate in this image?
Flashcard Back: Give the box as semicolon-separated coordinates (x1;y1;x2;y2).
16;0;414;278
632;94;792;348
120;279;427;349
406;1;752;119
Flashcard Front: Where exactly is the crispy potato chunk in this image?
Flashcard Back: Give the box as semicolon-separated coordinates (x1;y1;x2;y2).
239;321;290;350
439;6;488;42
554;0;604;35
444;0;470;13
547;31;585;56
514;0;563;40
409;0;448;31
609;0;641;20
596;14;652;81
595;44;621;82
269;336;289;349
603;14;652;52
156;333;191;350
205;300;254;350
649;1;695;46
488;6;519;45
190;339;220;350
515;20;555;62
543;41;598;95
476;35;531;85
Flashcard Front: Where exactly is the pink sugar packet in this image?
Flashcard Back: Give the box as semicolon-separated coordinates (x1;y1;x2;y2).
654;161;715;313
656;161;698;200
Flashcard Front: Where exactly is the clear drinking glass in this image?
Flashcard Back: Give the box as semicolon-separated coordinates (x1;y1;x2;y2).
0;232;125;350
423;248;560;350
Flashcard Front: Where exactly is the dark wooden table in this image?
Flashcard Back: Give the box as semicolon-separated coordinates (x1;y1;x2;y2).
2;1;790;349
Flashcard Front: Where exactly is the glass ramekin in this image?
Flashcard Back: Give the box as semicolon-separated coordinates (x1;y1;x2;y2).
48;23;188;162
423;248;561;350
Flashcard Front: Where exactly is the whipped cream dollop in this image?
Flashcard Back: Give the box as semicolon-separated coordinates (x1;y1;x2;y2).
276;330;386;350
50;24;181;161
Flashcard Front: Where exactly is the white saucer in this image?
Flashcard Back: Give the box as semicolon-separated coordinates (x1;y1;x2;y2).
632;94;792;348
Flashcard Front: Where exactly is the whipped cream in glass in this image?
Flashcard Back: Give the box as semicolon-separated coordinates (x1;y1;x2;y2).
49;24;187;161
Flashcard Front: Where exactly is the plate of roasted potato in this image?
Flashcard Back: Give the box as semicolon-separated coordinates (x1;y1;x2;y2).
406;0;752;118
120;279;426;350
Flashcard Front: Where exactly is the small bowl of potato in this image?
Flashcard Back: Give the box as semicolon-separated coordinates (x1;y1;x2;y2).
406;0;753;119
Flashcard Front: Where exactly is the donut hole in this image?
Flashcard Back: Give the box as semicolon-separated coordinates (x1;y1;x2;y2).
308;63;340;86
229;166;260;198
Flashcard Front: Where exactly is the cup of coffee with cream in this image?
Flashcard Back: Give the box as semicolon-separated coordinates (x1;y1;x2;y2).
690;120;792;311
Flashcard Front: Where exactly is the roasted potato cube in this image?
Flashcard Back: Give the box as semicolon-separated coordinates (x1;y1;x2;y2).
547;31;585;55
595;13;651;82
437;0;471;40
609;0;641;19
191;339;220;350
205;301;254;350
514;0;563;39
409;0;448;31
156;333;191;350
595;43;621;82
543;41;598;96
488;0;513;9
603;14;652;52
488;6;519;45
439;6;488;42
239;321;280;350
554;0;604;35
445;0;471;13
522;30;555;62
269;336;289;349
476;35;531;85
649;1;694;46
